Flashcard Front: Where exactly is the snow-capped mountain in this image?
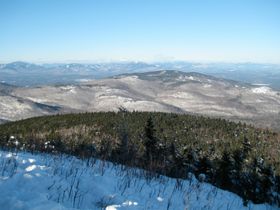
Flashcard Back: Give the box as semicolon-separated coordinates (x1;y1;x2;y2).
1;61;280;89
0;70;279;130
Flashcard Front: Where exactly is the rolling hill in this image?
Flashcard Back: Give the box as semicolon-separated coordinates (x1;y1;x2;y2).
1;70;279;130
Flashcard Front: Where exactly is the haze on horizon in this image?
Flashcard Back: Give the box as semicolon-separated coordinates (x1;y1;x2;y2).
0;0;279;64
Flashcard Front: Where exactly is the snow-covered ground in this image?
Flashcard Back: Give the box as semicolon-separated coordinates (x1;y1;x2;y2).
0;151;277;210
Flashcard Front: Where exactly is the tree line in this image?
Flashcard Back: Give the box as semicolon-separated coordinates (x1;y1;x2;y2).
0;111;279;206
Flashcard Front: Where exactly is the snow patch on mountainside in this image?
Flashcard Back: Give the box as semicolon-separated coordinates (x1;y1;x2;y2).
176;75;201;82
60;85;77;94
252;87;273;94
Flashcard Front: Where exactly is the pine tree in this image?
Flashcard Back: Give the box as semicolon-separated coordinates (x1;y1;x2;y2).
168;142;186;177
218;151;233;189
144;116;157;163
242;137;251;157
233;149;244;183
115;119;130;164
260;163;275;203
198;155;212;181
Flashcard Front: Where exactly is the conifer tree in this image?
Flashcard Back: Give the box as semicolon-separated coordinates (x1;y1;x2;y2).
218;151;233;189
242;137;251;157
144;116;157;163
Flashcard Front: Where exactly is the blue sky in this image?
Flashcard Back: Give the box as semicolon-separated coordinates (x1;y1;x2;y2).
0;0;279;63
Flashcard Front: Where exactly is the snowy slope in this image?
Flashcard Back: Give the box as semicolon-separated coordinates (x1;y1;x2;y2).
0;151;277;210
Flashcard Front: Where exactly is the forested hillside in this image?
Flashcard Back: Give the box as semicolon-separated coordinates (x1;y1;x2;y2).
0;111;279;206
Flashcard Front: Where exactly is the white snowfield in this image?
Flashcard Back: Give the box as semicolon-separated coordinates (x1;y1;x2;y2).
0;151;277;210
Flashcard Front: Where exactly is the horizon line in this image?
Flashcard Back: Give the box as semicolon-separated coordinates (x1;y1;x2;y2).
1;59;280;65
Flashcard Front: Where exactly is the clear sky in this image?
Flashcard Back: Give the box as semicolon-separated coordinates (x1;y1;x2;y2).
0;0;279;63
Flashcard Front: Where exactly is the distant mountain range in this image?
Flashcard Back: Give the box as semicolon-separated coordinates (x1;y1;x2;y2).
1;70;279;130
1;61;280;89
